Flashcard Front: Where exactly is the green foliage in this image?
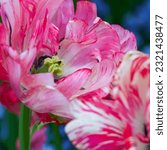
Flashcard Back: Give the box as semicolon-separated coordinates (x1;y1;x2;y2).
104;0;145;24
1;111;18;150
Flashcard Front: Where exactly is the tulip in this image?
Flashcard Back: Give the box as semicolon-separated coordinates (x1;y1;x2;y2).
66;51;150;150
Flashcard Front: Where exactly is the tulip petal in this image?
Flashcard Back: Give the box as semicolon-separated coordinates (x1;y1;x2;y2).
59;20;120;76
54;0;74;40
21;85;71;118
76;1;97;26
0;0;64;50
22;73;55;89
112;25;137;53
66;99;129;150
0;23;8;44
57;68;91;99
74;60;115;97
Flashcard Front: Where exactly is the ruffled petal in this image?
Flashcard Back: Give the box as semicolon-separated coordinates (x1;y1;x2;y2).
2;45;36;72
0;23;8;44
112;51;150;104
0;0;64;51
76;1;97;26
73;60;115;97
57;68;91;99
59;20;120;75
112;25;137;53
54;0;74;40
4;55;22;96
22;73;55;89
112;51;150;142
66;99;135;150
21;85;71;118
65;19;88;43
2;46;37;85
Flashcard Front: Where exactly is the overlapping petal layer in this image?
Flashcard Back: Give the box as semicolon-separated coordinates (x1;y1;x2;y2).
66;51;150;150
0;0;137;122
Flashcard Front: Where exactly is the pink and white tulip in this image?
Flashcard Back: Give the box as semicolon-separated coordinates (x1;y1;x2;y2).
0;0;137;121
66;51;150;150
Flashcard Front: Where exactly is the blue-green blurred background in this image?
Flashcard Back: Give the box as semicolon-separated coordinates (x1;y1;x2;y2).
0;0;150;149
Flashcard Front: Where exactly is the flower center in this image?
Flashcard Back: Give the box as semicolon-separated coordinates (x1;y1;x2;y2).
44;56;64;76
32;56;64;76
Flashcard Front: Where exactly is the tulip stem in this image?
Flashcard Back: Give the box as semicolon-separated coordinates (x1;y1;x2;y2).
19;104;31;150
51;123;62;150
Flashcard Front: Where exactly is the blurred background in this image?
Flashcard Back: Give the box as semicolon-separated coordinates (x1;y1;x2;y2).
0;0;150;150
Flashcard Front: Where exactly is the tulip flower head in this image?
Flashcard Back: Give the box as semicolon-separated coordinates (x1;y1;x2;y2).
0;0;137;121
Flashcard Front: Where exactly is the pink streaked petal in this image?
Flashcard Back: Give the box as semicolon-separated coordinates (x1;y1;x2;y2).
1;46;36;75
27;12;59;55
66;99;130;150
111;51;150;143
65;19;97;44
0;0;24;49
54;0;74;40
4;48;36;83
0;23;8;44
79;87;111;102
90;21;120;60
0;0;20;31
57;68;91;99
63;20;120;65
65;19;87;42
113;51;150;105
2;47;36;95
22;73;55;89
111;25;137;53
21;85;71;118
24;0;64;50
27;12;49;50
58;42;97;76
32;0;64;24
0;0;64;51
76;1;97;26
59;20;120;76
5;56;22;96
74;60;115;97
45;24;59;55
19;48;37;73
